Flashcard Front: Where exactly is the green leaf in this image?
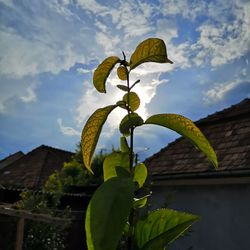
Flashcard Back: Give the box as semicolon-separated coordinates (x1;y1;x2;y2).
116;100;127;109
144;114;218;168
133;194;151;209
130;38;173;70
120;136;130;153
120;113;144;136
115;166;131;178
117;84;129;92
123;92;140;112
133;163;148;188
117;65;128;80
103;152;130;181
93;56;121;93
86;177;135;250
135;209;199;250
81;105;117;173
130;79;140;90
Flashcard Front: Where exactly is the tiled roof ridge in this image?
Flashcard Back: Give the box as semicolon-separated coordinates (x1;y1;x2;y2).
196;98;250;125
0;151;24;163
144;98;250;166
28;144;73;155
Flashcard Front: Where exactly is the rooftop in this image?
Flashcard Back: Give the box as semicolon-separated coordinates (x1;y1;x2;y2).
145;98;250;179
0;145;73;189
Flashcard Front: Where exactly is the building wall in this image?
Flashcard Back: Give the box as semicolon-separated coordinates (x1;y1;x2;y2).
150;183;250;250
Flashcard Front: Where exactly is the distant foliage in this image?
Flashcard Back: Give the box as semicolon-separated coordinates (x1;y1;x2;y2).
16;190;70;250
45;144;108;192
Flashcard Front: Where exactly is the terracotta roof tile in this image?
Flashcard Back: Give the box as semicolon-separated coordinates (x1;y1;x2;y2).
0;145;73;189
145;98;250;177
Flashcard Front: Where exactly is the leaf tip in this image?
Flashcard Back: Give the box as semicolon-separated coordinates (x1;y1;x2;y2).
167;58;174;64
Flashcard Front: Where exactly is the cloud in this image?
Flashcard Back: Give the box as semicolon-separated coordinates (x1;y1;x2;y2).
76;68;92;74
192;0;250;67
20;85;37;103
95;32;121;55
203;79;249;104
0;0;14;8
57;118;80;136
76;0;108;15
159;0;207;20
0;1;101;78
109;0;153;39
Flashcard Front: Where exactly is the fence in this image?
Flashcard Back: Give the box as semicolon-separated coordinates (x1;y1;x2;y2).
0;204;86;250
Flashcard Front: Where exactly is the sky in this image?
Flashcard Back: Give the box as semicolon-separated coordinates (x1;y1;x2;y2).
0;0;250;161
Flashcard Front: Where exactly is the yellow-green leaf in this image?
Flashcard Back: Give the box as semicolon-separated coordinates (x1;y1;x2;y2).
93;56;121;93
117;84;129;92
117;66;127;80
133;163;148;188
120;136;130;153
103;152;130;181
133;194;150;209
123;92;140;112
86;177;135;250
81;105;117;173
144;114;218;168
129;38;173;70
135;209;199;250
119;113;144;136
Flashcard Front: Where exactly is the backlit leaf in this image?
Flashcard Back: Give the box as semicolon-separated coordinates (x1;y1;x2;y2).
103;152;130;181
130;38;173;70
81;105;117;173
144;114;218;168
117;66;128;80
133;163;148;188
120;136;130;153
120;113;144;136
93;56;120;93
117;84;129;92
133;194;151;209
116;100;127;109
86;177;135;250
135;209;199;249
123;92;140;112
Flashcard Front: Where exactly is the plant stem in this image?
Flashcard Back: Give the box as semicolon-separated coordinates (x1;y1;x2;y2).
125;68;134;171
124;65;135;250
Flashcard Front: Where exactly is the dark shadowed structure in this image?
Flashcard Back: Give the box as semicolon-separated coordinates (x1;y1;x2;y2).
0;145;92;250
0;145;73;189
145;98;250;250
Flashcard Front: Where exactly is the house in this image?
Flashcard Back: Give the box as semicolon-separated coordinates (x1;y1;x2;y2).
0;145;94;209
145;98;250;250
0;145;74;204
0;145;90;250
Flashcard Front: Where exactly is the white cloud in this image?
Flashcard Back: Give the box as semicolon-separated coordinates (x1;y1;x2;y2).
57;118;81;136
20;85;37;103
203;79;248;104
0;1;101;79
110;1;153;39
0;0;14;8
0;27;87;78
76;0;108;15
159;0;207;20
76;68;92;74
0;76;39;113
95;32;121;55
192;0;250;67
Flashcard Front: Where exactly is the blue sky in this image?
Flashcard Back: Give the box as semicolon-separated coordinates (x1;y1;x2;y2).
0;0;249;161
